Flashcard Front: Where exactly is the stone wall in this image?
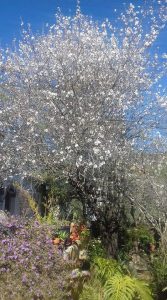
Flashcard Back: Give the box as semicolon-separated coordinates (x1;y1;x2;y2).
0;183;40;216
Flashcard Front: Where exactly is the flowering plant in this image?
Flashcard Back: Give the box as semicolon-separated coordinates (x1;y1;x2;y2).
0;216;69;299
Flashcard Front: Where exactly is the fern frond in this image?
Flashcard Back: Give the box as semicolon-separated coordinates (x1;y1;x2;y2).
93;257;121;284
104;273;135;300
133;278;153;300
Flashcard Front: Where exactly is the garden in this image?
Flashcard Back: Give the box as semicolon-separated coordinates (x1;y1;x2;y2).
0;0;167;299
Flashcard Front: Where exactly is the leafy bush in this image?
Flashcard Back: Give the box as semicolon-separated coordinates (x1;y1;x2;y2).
57;230;69;240
126;226;155;253
151;252;167;299
93;257;121;284
0;216;70;300
79;277;105;300
80;257;153;300
104;274;152;300
42;175;83;221
88;239;106;262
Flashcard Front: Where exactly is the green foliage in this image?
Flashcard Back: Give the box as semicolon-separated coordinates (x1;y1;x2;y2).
41;211;69;232
88;238;106;262
104;274;152;300
79;278;104;300
57;230;69;240
45;176;71;217
104;273;135;300
133;278;153;300
80;257;153;300
80;228;90;240
151;252;167;299
70;198;84;222
41;209;57;225
93;257;121;284
42;174;84;221
127;226;155;252
14;183;42;222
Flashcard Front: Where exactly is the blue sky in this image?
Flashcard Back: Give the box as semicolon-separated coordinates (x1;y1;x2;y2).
0;0;166;54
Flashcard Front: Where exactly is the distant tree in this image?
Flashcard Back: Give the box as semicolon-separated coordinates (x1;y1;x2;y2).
127;145;167;252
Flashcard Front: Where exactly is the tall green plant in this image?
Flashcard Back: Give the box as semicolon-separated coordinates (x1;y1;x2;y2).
80;258;153;300
79;278;105;300
94;257;121;284
104;274;153;300
104;273;135;300
151;252;167;299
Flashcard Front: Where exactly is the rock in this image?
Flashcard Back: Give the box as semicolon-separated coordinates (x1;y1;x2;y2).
0;210;9;225
128;252;152;281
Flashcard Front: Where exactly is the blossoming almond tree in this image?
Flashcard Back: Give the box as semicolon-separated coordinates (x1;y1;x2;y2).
0;1;167;253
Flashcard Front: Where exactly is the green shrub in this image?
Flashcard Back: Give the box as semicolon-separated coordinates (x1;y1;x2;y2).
79;277;104;300
93;257;121;284
80;257;153;300
127;226;155;253
151;252;167;299
57;230;69;240
104;274;153;300
88;239;106;262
